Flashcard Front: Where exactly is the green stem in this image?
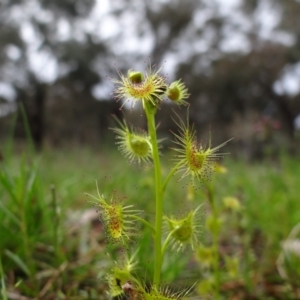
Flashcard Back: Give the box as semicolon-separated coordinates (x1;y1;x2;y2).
131;215;156;234
51;184;60;263
206;182;221;299
19;194;31;276
161;228;177;261
0;255;8;300
162;161;183;194
144;105;163;287
243;235;252;293
212;225;220;299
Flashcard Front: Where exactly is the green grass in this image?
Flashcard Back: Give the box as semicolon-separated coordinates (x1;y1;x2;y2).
1;145;300;299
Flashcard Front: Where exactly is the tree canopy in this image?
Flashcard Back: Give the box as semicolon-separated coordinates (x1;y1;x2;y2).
0;0;299;150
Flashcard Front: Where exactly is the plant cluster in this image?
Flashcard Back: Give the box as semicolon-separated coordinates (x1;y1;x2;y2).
88;64;231;299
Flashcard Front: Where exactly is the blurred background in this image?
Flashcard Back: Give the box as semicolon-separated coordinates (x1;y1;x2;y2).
1;1;300;298
0;0;300;158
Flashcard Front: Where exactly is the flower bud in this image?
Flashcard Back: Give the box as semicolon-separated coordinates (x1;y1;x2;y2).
113;66;166;109
205;215;222;235
213;162;227;174
171;114;232;182
167;84;180;101
197;278;215;296
168;215;192;242
164;205;202;251
223;196;241;211
107;253;138;297
111;116;152;164
196;246;214;267
87;187;142;245
128;70;144;84
225;256;239;278
129;136;151;157
167;80;189;106
107;267;132;297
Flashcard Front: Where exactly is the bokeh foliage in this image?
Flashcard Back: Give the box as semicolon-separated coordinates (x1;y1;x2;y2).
0;0;299;152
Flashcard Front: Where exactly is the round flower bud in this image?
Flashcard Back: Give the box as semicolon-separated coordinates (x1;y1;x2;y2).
111;116;153;164
128;70;144;84
87;185;142;246
113;66;167;109
205;215;222;235
196;246;214;267
171;115;232;182
107;252;138;298
213;162;227;174
129;136;151;157
167;80;189;106
164;205;202;251
223;196;241;211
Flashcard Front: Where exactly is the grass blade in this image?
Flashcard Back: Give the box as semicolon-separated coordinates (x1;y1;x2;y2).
0;168;18;205
3;110;18;162
19;102;35;156
0;255;8;300
0;202;20;226
4;250;31;276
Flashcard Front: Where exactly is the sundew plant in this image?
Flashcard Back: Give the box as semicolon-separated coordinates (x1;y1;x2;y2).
88;64;231;299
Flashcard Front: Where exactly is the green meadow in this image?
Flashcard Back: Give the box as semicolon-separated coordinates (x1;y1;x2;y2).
1;144;300;299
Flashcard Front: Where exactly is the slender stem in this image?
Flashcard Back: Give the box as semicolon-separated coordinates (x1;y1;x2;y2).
19;193;31;276
206;182;221;299
243;234;252;293
144;105;163;287
161;161;183;194
0;255;8;300
131;215;156;234
161;228;177;261
51;184;59;262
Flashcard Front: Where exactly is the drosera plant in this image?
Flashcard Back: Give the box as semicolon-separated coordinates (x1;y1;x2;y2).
195;169;244;299
88;63;231;299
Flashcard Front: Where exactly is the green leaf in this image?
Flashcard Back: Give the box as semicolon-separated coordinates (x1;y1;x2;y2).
0;255;8;300
0;202;20;226
0;168;18;204
4;250;31;276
